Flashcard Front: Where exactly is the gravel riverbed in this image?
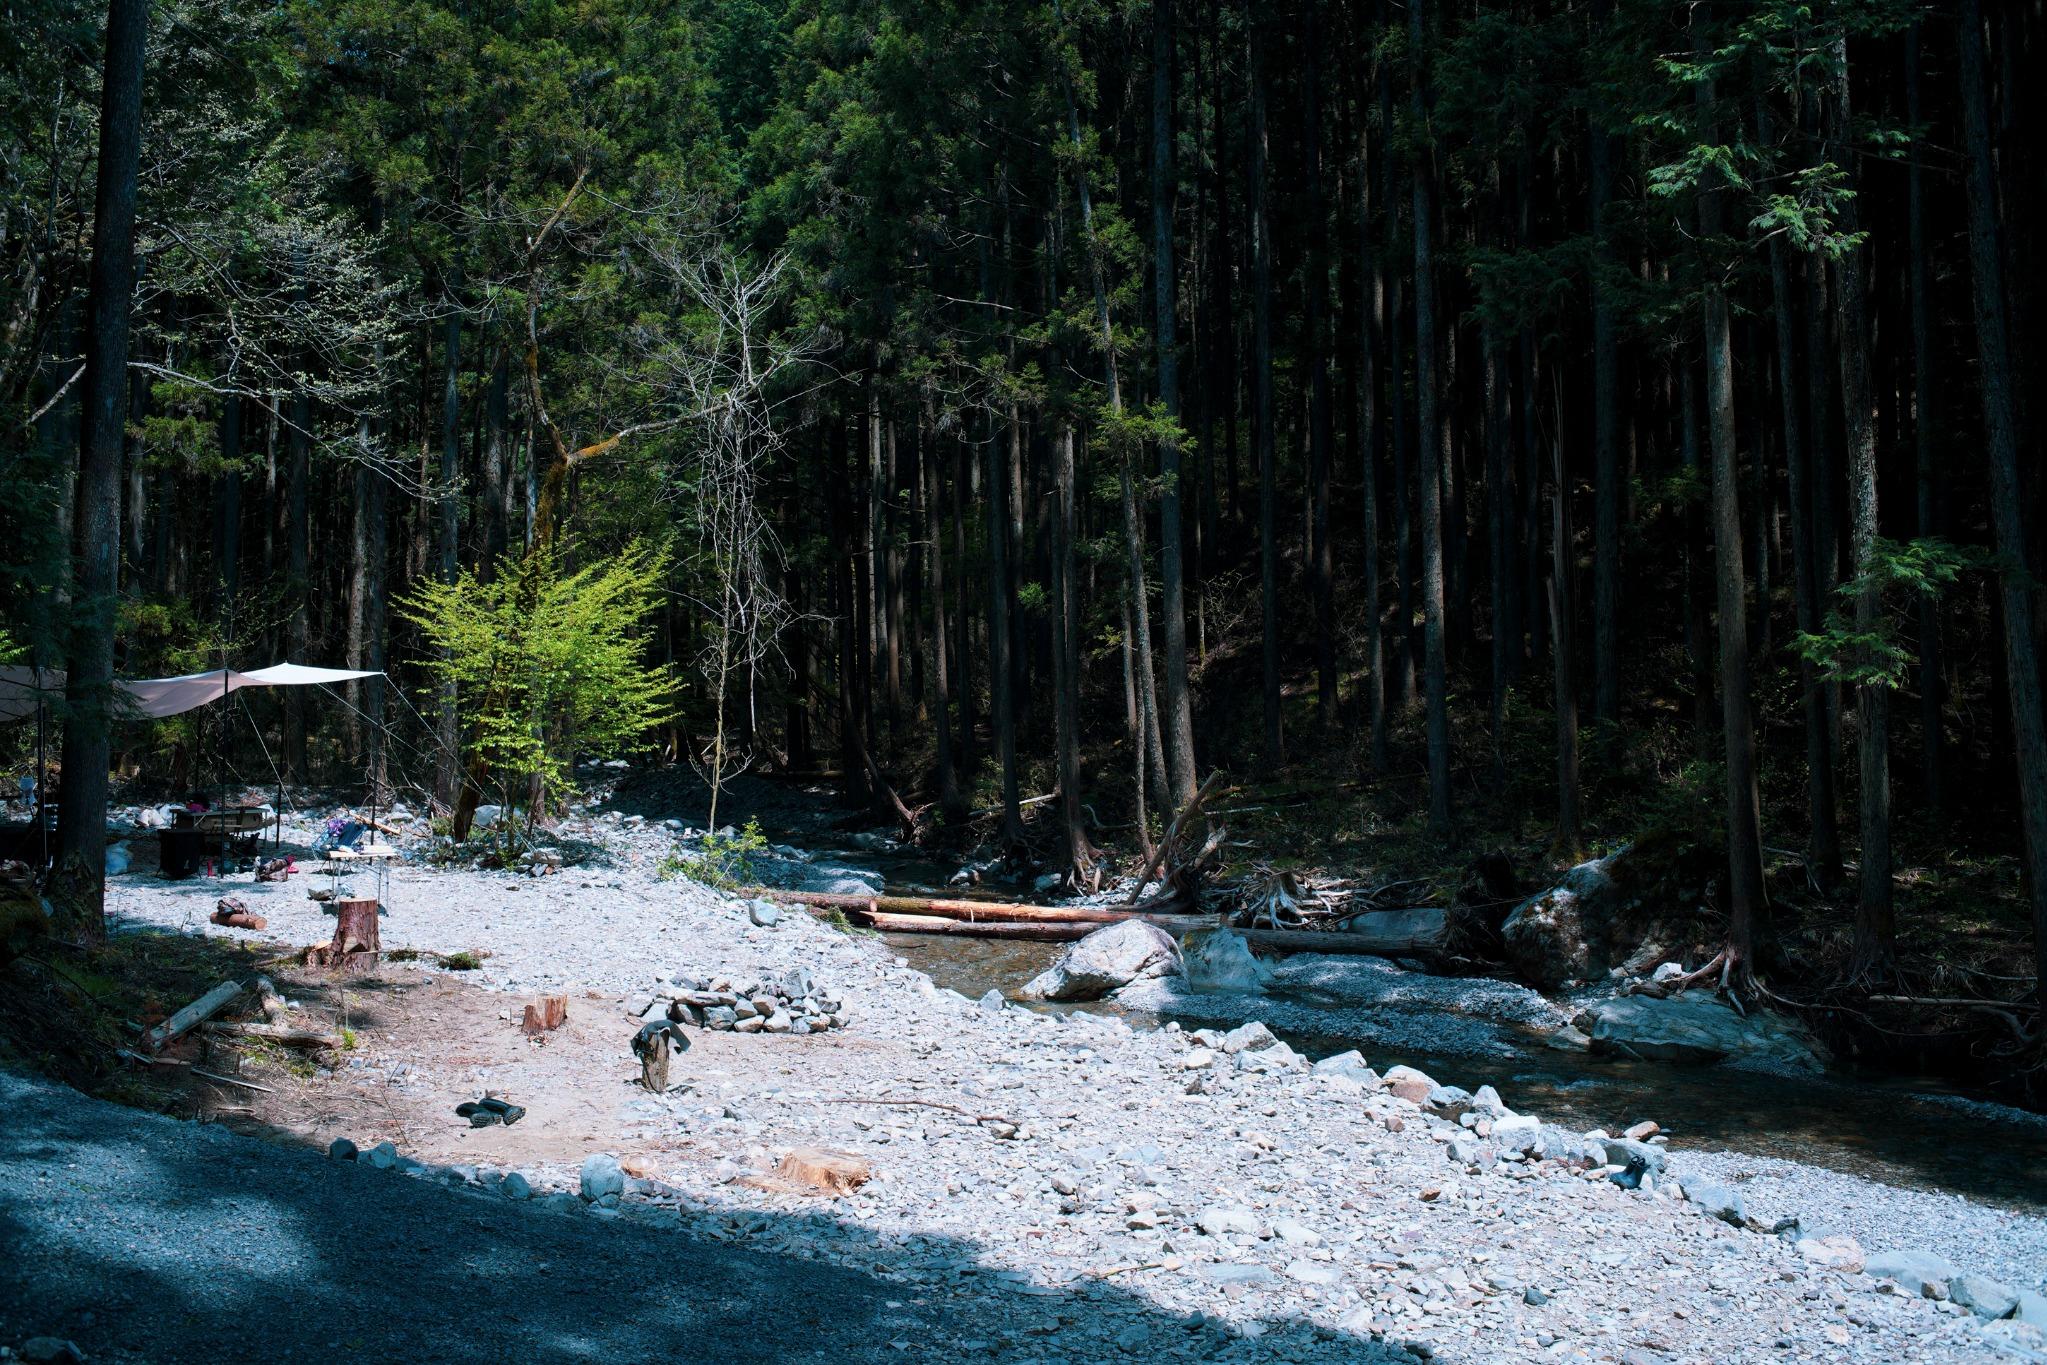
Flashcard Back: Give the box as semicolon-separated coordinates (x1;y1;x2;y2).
56;807;2047;1363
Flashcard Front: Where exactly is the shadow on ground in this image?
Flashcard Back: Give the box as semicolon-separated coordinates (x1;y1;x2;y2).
0;1069;1394;1364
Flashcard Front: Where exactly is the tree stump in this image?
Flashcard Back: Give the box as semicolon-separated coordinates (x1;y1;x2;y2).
521;994;568;1036
774;1149;872;1196
639;1040;671;1094
306;898;380;968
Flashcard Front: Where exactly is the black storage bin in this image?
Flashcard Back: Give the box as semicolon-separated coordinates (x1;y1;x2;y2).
158;828;204;879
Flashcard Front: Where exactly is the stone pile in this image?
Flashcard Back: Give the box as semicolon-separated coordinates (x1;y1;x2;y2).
651;965;848;1035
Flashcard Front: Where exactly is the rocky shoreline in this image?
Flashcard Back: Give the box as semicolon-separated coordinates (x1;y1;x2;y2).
96;804;2047;1363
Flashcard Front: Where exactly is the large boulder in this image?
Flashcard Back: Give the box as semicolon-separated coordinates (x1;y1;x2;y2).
1181;927;1274;993
1501;832;1725;989
1500;856;1618;988
1018;920;1182;1002
1865;1249;1961;1298
1582;992;1825;1072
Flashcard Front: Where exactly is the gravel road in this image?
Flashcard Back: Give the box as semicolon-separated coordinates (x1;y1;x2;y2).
0;1067;1346;1365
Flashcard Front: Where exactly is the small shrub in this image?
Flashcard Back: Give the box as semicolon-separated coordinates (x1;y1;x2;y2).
690;818;768;891
439;950;485;971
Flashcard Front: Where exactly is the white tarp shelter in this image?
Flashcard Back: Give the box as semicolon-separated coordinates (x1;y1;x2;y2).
0;663;380;724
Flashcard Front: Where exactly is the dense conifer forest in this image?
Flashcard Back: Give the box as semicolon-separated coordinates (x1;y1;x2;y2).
5;0;2045;1075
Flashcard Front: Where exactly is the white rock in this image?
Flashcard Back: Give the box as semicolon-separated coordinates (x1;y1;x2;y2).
1181;927;1275;993
1017;921;1182;1002
1220;1021;1278;1054
1196;1207;1261;1237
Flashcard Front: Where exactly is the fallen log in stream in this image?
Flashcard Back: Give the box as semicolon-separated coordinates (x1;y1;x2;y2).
1239;925;1446;958
749;887;1442;956
745;887;1195;924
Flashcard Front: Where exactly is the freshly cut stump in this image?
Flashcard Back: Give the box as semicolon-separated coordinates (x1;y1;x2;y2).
775;1149;872;1196
306;898;380;969
521;994;568;1036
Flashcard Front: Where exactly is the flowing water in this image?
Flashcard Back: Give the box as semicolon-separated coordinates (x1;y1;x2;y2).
853;857;2047;1217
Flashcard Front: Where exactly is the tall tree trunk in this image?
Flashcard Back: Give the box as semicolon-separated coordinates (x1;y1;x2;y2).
1052;423;1095;886
1548;385;1579;852
1695;11;1767;978
1411;0;1451;837
123;367;146;584
283;372;310;781
1359;110;1388;771
1827;35;1890;976
1958;0;2047;995
364;427;388;800
1303;0;1336;729
433;307;461;806
952;435;975;776
1588;0;1621;737
1484;322;1510;792
52;0;147;933
1905;19;1943;816
1760;90;1840;888
481;349;510;574
1065;72;1170;821
924;408;963;823
885;418;903;739
1248;3;1282;771
988;404;1024;850
217;395;243;623
346;409;372;761
1152;0;1199;805
1679;358;1715;752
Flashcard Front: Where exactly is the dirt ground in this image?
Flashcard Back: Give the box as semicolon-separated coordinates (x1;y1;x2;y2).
131;957;881;1183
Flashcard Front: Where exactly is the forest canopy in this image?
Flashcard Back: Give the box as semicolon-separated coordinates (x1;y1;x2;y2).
6;0;2047;1031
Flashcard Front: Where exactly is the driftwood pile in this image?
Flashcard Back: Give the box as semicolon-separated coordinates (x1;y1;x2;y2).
124;974;345;1070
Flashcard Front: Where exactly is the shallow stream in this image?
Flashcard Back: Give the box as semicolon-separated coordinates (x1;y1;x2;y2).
607;773;2047;1216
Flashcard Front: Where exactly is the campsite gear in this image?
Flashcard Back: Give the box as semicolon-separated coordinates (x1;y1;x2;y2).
326;843;396;911
158;829;204;879
456;1097;524;1127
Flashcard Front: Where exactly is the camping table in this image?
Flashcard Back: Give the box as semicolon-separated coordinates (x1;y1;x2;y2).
170;806;269;869
325;844;398;909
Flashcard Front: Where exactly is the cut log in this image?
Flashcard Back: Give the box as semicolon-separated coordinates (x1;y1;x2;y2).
212;896;267;931
1239;926;1446;958
141;980;245;1052
521;994;568;1036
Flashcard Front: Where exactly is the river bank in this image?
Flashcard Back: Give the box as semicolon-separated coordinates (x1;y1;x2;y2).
57;791;2045;1364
